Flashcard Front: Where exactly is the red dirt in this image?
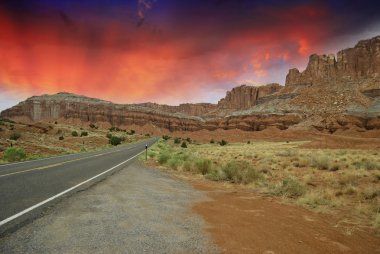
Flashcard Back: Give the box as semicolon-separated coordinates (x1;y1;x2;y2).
191;180;380;254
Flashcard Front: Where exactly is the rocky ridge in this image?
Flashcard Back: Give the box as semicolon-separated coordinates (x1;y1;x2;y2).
1;36;379;133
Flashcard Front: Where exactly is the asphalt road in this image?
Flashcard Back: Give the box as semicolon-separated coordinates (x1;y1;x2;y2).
0;137;158;228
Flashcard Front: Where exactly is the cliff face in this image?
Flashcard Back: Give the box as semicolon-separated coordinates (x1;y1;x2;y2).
137;102;217;116
285;36;380;86
1;36;379;133
217;83;281;110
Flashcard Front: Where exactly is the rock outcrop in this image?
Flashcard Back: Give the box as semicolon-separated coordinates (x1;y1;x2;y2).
285;36;380;86
1;36;379;133
217;83;281;110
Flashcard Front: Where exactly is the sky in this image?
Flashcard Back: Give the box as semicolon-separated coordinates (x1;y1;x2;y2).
0;0;380;111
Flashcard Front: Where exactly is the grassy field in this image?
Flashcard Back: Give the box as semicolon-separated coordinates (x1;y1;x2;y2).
147;138;380;232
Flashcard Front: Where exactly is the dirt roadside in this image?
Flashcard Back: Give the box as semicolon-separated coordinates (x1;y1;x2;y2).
189;179;380;254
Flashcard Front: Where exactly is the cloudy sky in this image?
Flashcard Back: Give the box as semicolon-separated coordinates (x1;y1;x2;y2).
0;0;379;110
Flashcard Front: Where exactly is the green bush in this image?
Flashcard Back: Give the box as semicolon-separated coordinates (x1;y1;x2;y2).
167;157;181;170
9;132;21;140
221;160;261;184
174;138;181;144
106;133;113;139
80;131;88;137
59;136;64;140
71;131;78;137
271;177;305;198
181;141;187;148
162;135;170;140
195;158;212;175
158;152;170;164
109;136;122;146
219;140;228;146
3;147;26;162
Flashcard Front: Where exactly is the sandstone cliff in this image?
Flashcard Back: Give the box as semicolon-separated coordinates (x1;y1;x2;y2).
285;36;380;87
217;83;281;110
1;36;379;133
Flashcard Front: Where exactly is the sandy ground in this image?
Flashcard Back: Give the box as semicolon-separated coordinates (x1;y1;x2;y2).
0;163;218;254
190;179;380;254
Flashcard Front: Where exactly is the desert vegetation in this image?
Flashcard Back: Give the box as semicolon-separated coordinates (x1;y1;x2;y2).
146;138;380;232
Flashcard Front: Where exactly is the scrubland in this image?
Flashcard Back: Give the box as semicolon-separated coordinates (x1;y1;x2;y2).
147;138;380;232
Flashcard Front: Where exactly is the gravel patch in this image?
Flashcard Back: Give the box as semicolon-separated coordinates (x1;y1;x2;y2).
0;162;219;254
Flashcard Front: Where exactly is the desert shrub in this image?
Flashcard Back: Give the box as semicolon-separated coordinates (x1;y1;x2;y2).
219;140;228;146
271;177;305;198
59;136;64;141
311;154;330;170
106;133;112;139
9;132;21;141
174;138;181;144
329;162;341;171
276;149;297;157
247;141;251;144
0;127;3;132
221;160;261;184
89;123;97;129
71;131;78;137
297;191;334;208
182;161;193;171
54;121;58;124
3;147;26;162
181;141;187;148
145;133;151;137
158;151;170;164
109;136;122;146
128;129;135;135
80;131;88;137
362;160;380;171
206;168;226;181
194;158;212;175
374;213;380;229
210;139;215;144
162;135;170;140
167;157;181;170
109;126;121;132
186;137;191;143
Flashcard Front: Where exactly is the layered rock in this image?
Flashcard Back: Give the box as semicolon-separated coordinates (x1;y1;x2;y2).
1;36;380;133
217;83;281;110
286;36;380;86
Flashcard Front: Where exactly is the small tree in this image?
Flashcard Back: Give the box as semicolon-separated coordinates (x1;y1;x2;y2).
219;140;227;146
10;133;21;141
109;136;122;146
181;141;187;148
3;147;26;162
72;131;78;137
80;131;88;137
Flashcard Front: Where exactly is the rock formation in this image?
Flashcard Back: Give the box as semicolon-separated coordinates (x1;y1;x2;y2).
1;36;379;133
285;36;380;86
217;83;281;110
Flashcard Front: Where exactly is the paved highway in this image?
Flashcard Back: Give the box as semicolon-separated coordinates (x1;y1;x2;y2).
0;137;158;229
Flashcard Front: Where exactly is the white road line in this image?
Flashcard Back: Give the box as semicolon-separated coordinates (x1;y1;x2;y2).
0;150;145;227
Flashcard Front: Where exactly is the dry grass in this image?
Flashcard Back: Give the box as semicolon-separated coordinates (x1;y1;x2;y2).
148;138;380;231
